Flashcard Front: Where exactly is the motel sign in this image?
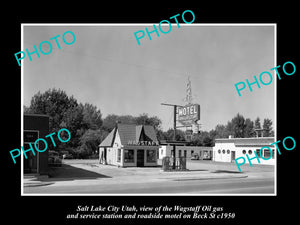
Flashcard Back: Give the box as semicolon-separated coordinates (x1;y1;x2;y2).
177;104;200;125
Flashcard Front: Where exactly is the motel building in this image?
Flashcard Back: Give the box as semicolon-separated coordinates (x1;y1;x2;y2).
99;123;159;167
158;141;213;160
212;136;275;165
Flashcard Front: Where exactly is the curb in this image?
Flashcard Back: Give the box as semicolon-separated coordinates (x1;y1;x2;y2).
24;181;54;187
169;175;248;181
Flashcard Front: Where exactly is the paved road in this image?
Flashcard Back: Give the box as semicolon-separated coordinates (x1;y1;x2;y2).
23;159;275;195
24;176;274;194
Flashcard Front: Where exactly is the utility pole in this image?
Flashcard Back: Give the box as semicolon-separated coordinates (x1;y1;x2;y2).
161;103;183;169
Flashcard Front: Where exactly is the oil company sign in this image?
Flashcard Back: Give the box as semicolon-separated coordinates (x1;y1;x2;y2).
177;104;200;125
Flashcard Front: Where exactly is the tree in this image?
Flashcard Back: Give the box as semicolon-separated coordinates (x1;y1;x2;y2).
254;117;262;137
225;120;234;137
80;103;103;130
135;113;162;132
156;129;167;141
60;105;83;149
102;114;136;132
190;131;213;146
190;133;202;146
102;113;163;136
254;117;261;129
24;105;30;114
244;118;255;137
262;118;274;137
230;113;246;138
26;88;78;130
26;88;81;149
75;129;109;158
203;136;213;146
162;129;186;141
212;124;227;139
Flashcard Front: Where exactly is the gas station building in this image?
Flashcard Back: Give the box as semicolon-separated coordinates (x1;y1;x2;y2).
99;123;159;167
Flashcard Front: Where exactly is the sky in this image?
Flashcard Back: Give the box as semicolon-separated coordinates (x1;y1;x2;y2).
22;24;275;132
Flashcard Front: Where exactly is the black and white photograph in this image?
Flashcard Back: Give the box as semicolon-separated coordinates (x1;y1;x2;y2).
21;24;276;195
5;5;298;225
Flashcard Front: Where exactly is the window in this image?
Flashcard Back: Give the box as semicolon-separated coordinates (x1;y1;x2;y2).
179;150;182;157
248;150;252;155
218;149;221;154
242;150;246;154
227;150;230;154
256;149;261;158
124;149;134;163
117;149;121;162
222;149;225;154
204;151;209;158
263;149;274;159
184;150;187;158
171;150;174;157
191;150;194;154
147;150;156;163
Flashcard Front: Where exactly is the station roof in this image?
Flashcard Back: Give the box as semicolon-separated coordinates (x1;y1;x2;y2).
215;137;275;147
99;124;158;147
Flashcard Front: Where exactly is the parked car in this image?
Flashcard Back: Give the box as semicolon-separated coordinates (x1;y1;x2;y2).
191;153;199;160
63;153;73;159
203;151;212;160
48;150;62;167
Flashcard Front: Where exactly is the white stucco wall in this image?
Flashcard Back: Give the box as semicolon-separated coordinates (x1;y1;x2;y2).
213;142;276;165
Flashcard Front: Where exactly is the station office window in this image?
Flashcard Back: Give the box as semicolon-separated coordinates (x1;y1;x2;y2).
147;150;156;163
124;149;134;163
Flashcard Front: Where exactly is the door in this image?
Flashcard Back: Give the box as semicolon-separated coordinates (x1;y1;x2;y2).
231;151;236;162
24;130;39;173
137;150;144;167
23;143;38;173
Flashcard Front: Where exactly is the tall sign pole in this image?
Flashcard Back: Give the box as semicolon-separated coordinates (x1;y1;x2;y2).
161;76;200;170
173;105;177;140
161;103;182;169
186;76;192;104
179;76;201;138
